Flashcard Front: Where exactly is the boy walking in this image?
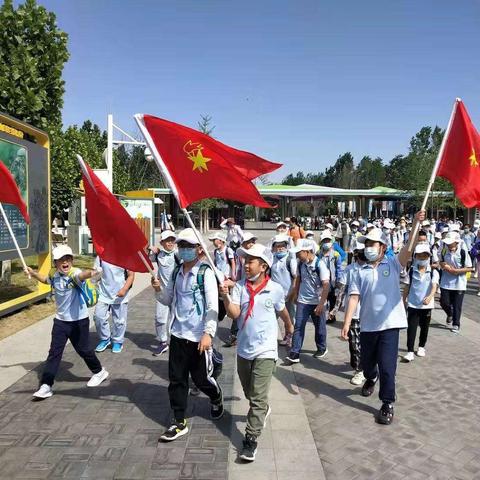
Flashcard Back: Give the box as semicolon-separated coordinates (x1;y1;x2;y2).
25;245;109;399
152;228;223;441
286;239;330;363
220;244;293;462
94;257;135;353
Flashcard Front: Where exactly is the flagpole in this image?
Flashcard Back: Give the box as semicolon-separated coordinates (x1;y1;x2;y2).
0;202;30;278
134;114;224;283
137;250;156;278
407;97;461;252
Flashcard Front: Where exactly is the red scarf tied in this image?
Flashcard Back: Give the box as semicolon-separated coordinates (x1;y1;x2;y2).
242;275;270;329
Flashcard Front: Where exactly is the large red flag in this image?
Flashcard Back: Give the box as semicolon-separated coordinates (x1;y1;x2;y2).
437;100;480;208
0;159;30;223
135;114;281;208
79;156;153;273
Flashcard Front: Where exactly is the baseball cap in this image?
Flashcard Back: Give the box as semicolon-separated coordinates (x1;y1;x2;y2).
241;232;257;243
208;231;227;242
358;227;388;245
351;220;360;227
271;234;290;246
53;245;73;260
176;228;200;245
443;232;460;245
237;243;273;267
449;223;461;232
319;230;334;242
276;221;288;228
160;230;177;241
290;239;317;253
305;230;314;237
414;243;432;255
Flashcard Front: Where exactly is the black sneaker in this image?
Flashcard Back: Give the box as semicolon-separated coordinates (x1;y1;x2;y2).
313;348;328;359
377;402;394;425
240;434;258;462
326;315;336;324
159;420;188;442
446;315;453;325
361;377;377;397
223;335;237;347
286;351;300;364
210;391;224;420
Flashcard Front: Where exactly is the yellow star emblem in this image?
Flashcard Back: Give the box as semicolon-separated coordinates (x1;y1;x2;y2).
469;148;479;168
183;141;211;173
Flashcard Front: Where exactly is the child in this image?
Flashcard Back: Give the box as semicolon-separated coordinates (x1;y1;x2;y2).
402;243;439;361
220;243;293;462
150;231;178;355
286;239;330;364
152;228;223;442
439;232;473;333
25;245;109;399
209;232;236;281
270;234;297;347
93;257;135;353
336;239;366;385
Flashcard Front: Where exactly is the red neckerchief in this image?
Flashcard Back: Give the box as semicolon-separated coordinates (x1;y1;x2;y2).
242;275;270;329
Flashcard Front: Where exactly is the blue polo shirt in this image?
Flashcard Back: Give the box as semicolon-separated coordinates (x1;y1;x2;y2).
404;265;439;309
271;254;297;297
350;255;407;332
440;246;472;291
48;268;88;321
297;258;330;305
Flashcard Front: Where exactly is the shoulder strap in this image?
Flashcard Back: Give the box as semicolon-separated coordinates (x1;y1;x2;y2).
409;267;413;284
315;256;321;278
197;263;211;298
460;248;466;268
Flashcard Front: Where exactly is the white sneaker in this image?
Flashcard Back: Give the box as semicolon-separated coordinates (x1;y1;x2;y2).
350;370;365;385
403;352;415;362
477;291;480;297
33;384;53;399
87;368;109;387
416;347;426;357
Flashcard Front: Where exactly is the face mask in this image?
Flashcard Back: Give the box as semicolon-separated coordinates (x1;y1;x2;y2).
160;246;174;254
416;259;430;267
178;247;197;263
364;246;380;262
351;227;358;232
247;272;261;282
322;242;332;251
464;229;470;234
275;251;288;259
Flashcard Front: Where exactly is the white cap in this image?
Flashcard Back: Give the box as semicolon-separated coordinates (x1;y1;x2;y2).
325;223;334;230
319;230;334;242
305;230;314;237
290;239;317;253
241;232;257;243
442;226;450;233
366;222;374;229
449;224;461;232
358;227;388;245
383;220;395;229
351;220;360;227
414;243;432;255
422;220;431;226
276;221;288;228
208;231;227;242
176;228;200;245
237;243;273;267
52;245;73;260
272;234;290;246
160;230;177;241
351;238;365;251
443;232;460;245
434;232;442;239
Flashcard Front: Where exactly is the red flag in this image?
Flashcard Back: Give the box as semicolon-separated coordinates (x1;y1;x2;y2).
0;159;30;223
136;114;281;208
437;100;480;208
79;156;153;273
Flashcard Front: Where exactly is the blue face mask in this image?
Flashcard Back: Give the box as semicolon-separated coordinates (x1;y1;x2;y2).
275;251;288;259
178;247;197;263
416;259;430;267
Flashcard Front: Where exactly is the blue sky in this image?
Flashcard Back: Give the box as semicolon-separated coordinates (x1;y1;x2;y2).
36;0;480;181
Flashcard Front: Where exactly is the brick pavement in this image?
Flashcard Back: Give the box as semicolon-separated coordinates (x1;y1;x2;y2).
0;288;235;479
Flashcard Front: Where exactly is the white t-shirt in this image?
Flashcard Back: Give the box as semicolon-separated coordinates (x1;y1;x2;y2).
48;268;88;321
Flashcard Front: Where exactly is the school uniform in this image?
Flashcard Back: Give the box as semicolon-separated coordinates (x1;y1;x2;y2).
42;269;102;386
404;265;439;352
154;249;177;342
270;253;297;323
439;246;472;328
318;249;344;318
350;256;407;404
93;258;130;344
214;246;235;279
232;278;285;438
338;263;362;371
156;260;221;421
290;258;330;355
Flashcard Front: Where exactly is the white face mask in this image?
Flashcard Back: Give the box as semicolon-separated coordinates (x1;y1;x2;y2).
364;246;380;262
247;272;261;282
416;259;430;267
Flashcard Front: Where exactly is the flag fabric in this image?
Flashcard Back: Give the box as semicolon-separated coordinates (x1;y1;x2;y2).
79;157;153;273
0;159;30;223
437;100;480;208
136;114;281;208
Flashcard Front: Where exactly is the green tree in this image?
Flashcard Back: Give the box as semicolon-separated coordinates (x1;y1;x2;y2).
324;152;355;188
0;0;69;130
356;156;386;188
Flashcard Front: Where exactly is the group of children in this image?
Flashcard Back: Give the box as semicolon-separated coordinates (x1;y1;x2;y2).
24;209;476;463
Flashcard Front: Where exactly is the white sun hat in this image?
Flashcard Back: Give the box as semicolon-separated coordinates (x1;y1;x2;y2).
358;227;388;245
237;243;273;267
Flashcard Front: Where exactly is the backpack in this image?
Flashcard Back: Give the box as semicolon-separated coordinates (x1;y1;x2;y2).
48;269;99;308
298;256;322;281
439;247;471;280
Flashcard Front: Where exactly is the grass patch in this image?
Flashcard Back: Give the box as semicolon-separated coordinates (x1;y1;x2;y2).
0;255;95;340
